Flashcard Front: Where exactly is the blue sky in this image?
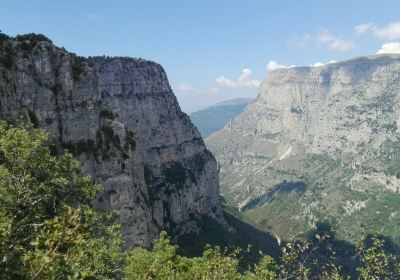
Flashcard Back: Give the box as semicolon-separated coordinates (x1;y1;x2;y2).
2;0;400;112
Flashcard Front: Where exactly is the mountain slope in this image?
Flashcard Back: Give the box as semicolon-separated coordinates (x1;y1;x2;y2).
190;98;253;137
207;54;400;244
0;32;224;248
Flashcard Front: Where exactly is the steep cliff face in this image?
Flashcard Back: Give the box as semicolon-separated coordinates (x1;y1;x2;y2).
0;33;223;248
207;55;400;242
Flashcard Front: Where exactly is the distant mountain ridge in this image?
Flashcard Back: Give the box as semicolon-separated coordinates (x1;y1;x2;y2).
190;98;253;137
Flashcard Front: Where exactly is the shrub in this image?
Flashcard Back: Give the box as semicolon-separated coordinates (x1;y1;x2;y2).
100;109;117;120
126;130;136;149
164;162;187;188
0;122;124;279
71;55;86;82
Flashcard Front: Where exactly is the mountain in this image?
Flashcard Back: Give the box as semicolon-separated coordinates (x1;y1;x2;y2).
190;98;253;138
0;33;224;248
206;54;400;244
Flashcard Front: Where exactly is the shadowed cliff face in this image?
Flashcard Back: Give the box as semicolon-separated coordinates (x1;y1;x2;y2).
207;54;400;243
0;34;224;248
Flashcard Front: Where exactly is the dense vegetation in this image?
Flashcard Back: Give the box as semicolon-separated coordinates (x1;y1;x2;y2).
1;122;400;279
0;122;124;279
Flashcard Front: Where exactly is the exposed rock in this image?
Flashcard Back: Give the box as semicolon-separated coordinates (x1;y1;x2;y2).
207;54;400;242
0;34;224;248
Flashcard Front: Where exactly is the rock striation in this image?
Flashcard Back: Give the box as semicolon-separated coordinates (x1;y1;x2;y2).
207;55;400;242
0;33;223;248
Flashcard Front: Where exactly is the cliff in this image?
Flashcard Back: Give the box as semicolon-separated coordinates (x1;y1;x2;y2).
207;54;400;242
0;33;223;248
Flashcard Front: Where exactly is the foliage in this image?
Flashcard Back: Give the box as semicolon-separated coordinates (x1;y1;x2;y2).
0;122;124;279
163;162;187;187
177;213;281;269
125;232;243;280
100;125;121;149
27;108;39;128
356;235;400;279
61;139;97;157
58;126;134;162
127;230;400;280
0;30;10;44
15;33;52;53
0;45;15;70
71;55;86;82
1;123;400;280
125;130;136;150
126;231;341;280
15;33;53;44
100;109;117;120
143;165;153;186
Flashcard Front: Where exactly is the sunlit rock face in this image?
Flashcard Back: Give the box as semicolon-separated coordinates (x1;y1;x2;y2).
0;37;224;248
207;55;400;242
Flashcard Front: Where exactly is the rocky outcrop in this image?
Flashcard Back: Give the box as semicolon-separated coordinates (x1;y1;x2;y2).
0;33;223;248
207;55;400;242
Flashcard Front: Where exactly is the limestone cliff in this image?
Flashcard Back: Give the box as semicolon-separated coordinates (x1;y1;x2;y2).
0;33;223;248
207;55;400;242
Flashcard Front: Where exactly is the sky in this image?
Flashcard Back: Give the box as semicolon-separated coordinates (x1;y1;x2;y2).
2;0;400;113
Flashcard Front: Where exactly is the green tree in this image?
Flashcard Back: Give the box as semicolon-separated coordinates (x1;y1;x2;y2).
356;235;400;280
0;122;124;279
125;232;243;280
125;231;349;280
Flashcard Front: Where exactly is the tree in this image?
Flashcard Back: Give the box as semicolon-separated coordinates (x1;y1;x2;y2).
125;231;243;280
356;235;400;280
124;231;348;280
0;122;124;279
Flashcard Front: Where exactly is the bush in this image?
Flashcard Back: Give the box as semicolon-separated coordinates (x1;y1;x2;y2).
15;33;52;44
0;122;124;279
100;109;117;120
164;162;187;188
126;130;136;150
15;33;53;53
125;230;400;280
0;31;10;44
71;55;86;82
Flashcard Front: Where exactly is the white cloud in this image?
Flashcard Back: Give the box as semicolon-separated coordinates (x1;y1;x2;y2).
355;21;400;41
354;23;375;35
316;29;356;51
267;61;286;71
177;82;203;93
375;22;400;40
290;29;355;52
309;60;337;67
376;42;400;54
310;62;324;67
216;69;260;88
266;61;296;71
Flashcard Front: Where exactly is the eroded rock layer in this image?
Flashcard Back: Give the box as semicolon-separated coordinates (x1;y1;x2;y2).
0;34;223;248
207;55;400;242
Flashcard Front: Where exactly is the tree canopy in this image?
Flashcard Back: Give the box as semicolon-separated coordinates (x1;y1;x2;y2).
0;122;124;279
1;121;399;279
